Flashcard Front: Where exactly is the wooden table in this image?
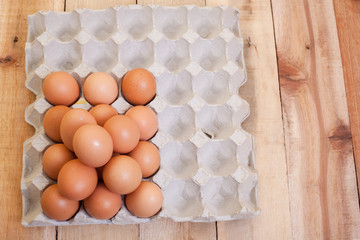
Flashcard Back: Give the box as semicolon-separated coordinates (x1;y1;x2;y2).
1;0;359;239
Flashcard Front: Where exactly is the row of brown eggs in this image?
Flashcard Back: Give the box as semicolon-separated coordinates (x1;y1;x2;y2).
40;69;163;221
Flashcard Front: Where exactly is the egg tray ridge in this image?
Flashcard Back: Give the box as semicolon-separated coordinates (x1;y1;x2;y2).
22;5;260;226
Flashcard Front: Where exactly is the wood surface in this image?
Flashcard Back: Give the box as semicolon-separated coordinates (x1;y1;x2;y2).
333;0;360;191
271;0;360;239
0;1;62;239
0;0;359;239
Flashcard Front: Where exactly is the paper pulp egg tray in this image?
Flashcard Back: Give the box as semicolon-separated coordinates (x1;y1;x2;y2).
22;5;260;226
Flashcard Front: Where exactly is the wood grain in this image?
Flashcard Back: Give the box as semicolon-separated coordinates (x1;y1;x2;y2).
139;219;216;240
66;0;135;10
57;225;138;240
206;0;293;239
58;1;138;239
0;1;64;239
333;0;360;192
137;0;203;5
272;0;360;239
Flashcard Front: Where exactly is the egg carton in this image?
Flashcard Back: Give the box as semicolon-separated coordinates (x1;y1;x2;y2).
22;5;260;227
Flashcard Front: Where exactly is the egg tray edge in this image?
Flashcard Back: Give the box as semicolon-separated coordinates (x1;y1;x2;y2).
22;5;260;226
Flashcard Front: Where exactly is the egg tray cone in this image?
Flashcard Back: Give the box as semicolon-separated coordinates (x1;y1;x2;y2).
22;5;260;226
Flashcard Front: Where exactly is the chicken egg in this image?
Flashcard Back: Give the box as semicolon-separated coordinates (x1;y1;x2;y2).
83;72;118;105
42;144;75;180
73;124;113;167
43;105;70;142
57;159;98;201
89;104;118;127
60;108;97;151
125;106;158;141
103;155;142;195
84;182;122;220
103;115;140;154
125;181;163;218
122;68;156;105
128;141;160;178
42;71;79;106
41;184;79;221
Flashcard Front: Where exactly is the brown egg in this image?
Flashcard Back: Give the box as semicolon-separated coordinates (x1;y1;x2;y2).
42;71;79;106
125;181;163;218
43;105;70;142
58;159;98;201
103;155;142;195
42;144;75;180
41;184;79;221
73;124;113;167
128;141;160;178
125;106;158;140
60;108;97;151
122;68;156;105
84;182;122;220
89;104;118;127
103;115;140;153
83;72;118;105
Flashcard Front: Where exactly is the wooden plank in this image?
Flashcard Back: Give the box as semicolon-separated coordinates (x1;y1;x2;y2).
134;1;216;239
139;219;216;240
58;225;138;240
272;0;360;239
137;0;204;4
205;0;293;239
57;1;139;240
0;1;64;239
333;0;360;192
66;0;134;9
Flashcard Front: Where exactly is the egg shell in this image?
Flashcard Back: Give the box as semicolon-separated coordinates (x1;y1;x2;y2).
125;106;158;141
83;72;118;105
42;71;80;106
42;144;75;180
41;184;79;221
128;141;160;178
103;155;142;195
73;124;113;167
96;153;120;180
43;105;70;142
122;68;156;106
84;182;122;220
125;181;163;218
89;104;118;127
57;159;98;201
103;115;140;154
60;108;97;151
